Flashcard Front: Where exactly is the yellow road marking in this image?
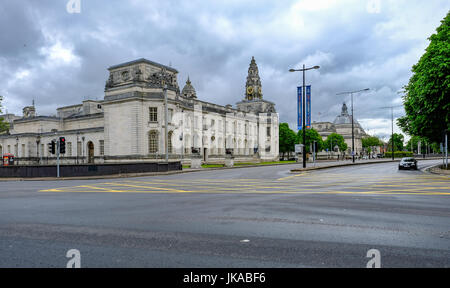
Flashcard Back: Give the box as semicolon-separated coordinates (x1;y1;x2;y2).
102;182;192;193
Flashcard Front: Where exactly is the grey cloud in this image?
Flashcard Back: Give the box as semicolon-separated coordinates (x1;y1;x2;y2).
0;0;448;139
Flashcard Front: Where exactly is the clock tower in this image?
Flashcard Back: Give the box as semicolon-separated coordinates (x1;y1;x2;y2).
245;56;263;101
237;57;276;114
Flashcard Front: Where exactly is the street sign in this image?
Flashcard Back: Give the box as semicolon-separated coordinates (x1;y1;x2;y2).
295;144;303;153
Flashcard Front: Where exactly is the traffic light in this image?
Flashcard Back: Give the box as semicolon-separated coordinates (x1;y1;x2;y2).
59;137;66;154
48;141;55;154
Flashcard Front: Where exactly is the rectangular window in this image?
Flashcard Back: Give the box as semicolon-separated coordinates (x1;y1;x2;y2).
67;142;72;157
40;144;44;157
8;145;11;154
21;144;25;157
99;140;104;156
267;126;271;137
168;108;173;124
194;116;199;129
77;141;82;156
149;107;158;122
148;132;158;153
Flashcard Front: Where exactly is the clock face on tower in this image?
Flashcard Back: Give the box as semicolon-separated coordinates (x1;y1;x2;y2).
247;86;254;95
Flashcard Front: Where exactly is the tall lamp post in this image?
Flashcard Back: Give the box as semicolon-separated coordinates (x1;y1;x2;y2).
289;65;320;168
336;88;370;163
158;68;170;164
380;105;402;161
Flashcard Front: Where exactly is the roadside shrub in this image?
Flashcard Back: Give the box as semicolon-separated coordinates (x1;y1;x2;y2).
384;151;414;158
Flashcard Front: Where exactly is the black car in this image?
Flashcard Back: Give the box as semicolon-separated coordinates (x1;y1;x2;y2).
398;157;418;170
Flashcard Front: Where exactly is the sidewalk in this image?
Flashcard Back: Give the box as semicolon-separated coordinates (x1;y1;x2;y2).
289;159;399;173
0;158;442;181
426;164;450;176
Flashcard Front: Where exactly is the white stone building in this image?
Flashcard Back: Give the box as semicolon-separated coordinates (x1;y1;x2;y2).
312;103;368;156
0;58;279;165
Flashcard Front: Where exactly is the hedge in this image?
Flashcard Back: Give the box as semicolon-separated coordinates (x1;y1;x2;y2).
383;151;414;158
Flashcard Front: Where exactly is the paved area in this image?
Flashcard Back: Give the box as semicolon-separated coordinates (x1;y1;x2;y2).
0;159;449;267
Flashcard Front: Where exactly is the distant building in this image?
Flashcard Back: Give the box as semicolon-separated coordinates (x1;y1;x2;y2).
0;57;279;165
312;103;368;155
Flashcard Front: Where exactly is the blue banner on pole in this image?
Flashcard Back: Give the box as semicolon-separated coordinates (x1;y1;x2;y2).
306;85;311;129
297;87;302;130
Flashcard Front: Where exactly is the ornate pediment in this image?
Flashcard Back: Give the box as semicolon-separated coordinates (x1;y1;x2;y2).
105;59;179;91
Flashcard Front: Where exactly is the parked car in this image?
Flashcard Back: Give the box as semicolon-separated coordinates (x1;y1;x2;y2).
398;157;418;170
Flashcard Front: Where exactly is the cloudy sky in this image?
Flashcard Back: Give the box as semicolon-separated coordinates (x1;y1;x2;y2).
0;0;448;141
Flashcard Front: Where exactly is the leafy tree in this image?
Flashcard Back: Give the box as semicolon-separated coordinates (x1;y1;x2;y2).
430;142;441;154
406;136;439;154
324;133;348;152
0;95;10;134
297;128;324;153
405;135;425;153
279;123;297;157
388;133;404;152
362;136;382;153
397;12;450;143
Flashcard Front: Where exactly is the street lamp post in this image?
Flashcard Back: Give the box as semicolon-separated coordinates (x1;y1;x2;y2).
36;135;41;165
336;88;370;163
289;65;320;168
380;105;402;161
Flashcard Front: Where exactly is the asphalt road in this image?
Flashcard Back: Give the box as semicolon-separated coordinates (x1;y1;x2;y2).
0;159;449;267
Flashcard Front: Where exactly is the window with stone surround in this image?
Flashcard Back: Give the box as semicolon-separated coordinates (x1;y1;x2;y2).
267;126;271;137
149;107;158;122
168;109;173;124
99;140;104;156
67;142;72;157
148;131;158;154
168;131;173;154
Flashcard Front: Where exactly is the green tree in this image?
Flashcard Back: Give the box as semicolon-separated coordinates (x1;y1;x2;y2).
324;133;348;152
430;142;440;154
397;12;450;143
388;133;404;152
297;128;324;153
279;123;297;157
406;136;439;154
362;136;382;153
0;95;10;134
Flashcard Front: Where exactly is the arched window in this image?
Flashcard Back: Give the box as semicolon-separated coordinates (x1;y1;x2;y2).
148;131;158;154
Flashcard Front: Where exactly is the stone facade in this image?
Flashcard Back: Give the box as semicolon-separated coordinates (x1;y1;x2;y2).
0;58;279;165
